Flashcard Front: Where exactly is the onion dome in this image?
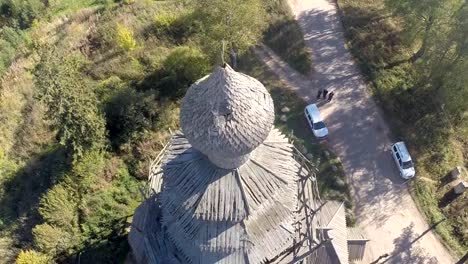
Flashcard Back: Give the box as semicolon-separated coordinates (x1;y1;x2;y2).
180;64;274;169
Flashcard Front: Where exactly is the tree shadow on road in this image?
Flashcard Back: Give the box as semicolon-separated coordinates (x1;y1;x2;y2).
379;221;445;264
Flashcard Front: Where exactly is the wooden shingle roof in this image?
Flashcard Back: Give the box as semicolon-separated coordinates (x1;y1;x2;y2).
180;64;274;169
129;129;301;263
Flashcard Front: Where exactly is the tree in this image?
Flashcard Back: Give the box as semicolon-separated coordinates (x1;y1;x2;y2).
192;0;267;67
33;49;106;158
38;183;78;230
15;250;50;264
160;46;210;97
385;0;464;62
32;223;77;256
0;0;45;29
421;2;468;126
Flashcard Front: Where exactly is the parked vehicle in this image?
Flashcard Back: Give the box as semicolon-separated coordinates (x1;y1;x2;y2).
391;141;415;179
304;104;328;139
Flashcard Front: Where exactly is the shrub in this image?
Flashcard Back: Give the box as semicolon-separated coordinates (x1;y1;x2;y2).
263;0;312;74
116;24;137;52
33;223;77;256
0;26;28;76
104;88;159;147
38;184;78;229
0;0;45;29
154;11;178;32
80;162;140;238
153;10;198;42
15;250;50;264
159;46;210;98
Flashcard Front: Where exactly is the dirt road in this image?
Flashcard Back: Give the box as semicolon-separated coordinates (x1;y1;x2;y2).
257;0;456;263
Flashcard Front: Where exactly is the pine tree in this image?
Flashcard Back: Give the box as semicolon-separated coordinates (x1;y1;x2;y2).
33;48;107;158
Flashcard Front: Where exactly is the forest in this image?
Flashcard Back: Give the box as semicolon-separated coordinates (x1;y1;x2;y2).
338;0;467;256
0;0;312;263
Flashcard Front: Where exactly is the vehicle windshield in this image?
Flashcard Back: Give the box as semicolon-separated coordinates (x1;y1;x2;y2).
402;160;413;169
313;121;326;129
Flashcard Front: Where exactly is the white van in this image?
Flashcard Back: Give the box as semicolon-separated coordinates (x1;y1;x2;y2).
304;104;328;139
391;141;415;179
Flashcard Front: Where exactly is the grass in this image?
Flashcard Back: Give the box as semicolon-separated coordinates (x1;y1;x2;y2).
337;0;467;256
264;0;312;75
48;0;102;17
238;52;355;226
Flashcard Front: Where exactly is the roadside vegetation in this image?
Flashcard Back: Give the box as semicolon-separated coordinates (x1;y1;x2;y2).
337;0;467;255
263;0;312;75
0;0;323;263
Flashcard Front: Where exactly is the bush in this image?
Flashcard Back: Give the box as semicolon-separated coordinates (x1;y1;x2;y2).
0;0;45;29
15;250;50;264
0;26;28;76
153;10;199;42
154;11;178;32
38;184;78;229
159;46;210;98
104;88;159;147
116;24;137;52
33;223;77;256
81;162;140;238
263;0;312;74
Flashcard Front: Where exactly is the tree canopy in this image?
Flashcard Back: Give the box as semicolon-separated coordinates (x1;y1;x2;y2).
192;0;267;65
33;49;106;158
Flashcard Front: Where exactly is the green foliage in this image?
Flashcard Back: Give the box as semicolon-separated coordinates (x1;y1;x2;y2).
15;250;50;264
192;0;267;62
33;223;77;256
0;148;19;186
153;10;199;42
116;24;137;52
159;46;210;98
0;26;29;76
154;11;177;32
0;0;45;29
384;0;461;60
38;183;78;229
263;0;312;74
115;0;135;4
33;49;106;158
31;151;142;261
80;162;140;238
104;87;159;147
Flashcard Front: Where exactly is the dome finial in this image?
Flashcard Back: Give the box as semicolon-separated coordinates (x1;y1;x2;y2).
180;65;274;169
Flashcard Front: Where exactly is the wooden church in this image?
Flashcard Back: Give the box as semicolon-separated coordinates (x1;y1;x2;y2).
128;64;367;264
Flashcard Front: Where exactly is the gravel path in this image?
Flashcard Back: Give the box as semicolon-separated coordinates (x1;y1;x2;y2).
257;0;456;263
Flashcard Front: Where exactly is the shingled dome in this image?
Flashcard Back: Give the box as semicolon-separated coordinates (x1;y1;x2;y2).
180;64;274;169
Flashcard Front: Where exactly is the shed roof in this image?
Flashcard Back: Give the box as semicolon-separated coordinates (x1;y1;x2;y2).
313;201;349;264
